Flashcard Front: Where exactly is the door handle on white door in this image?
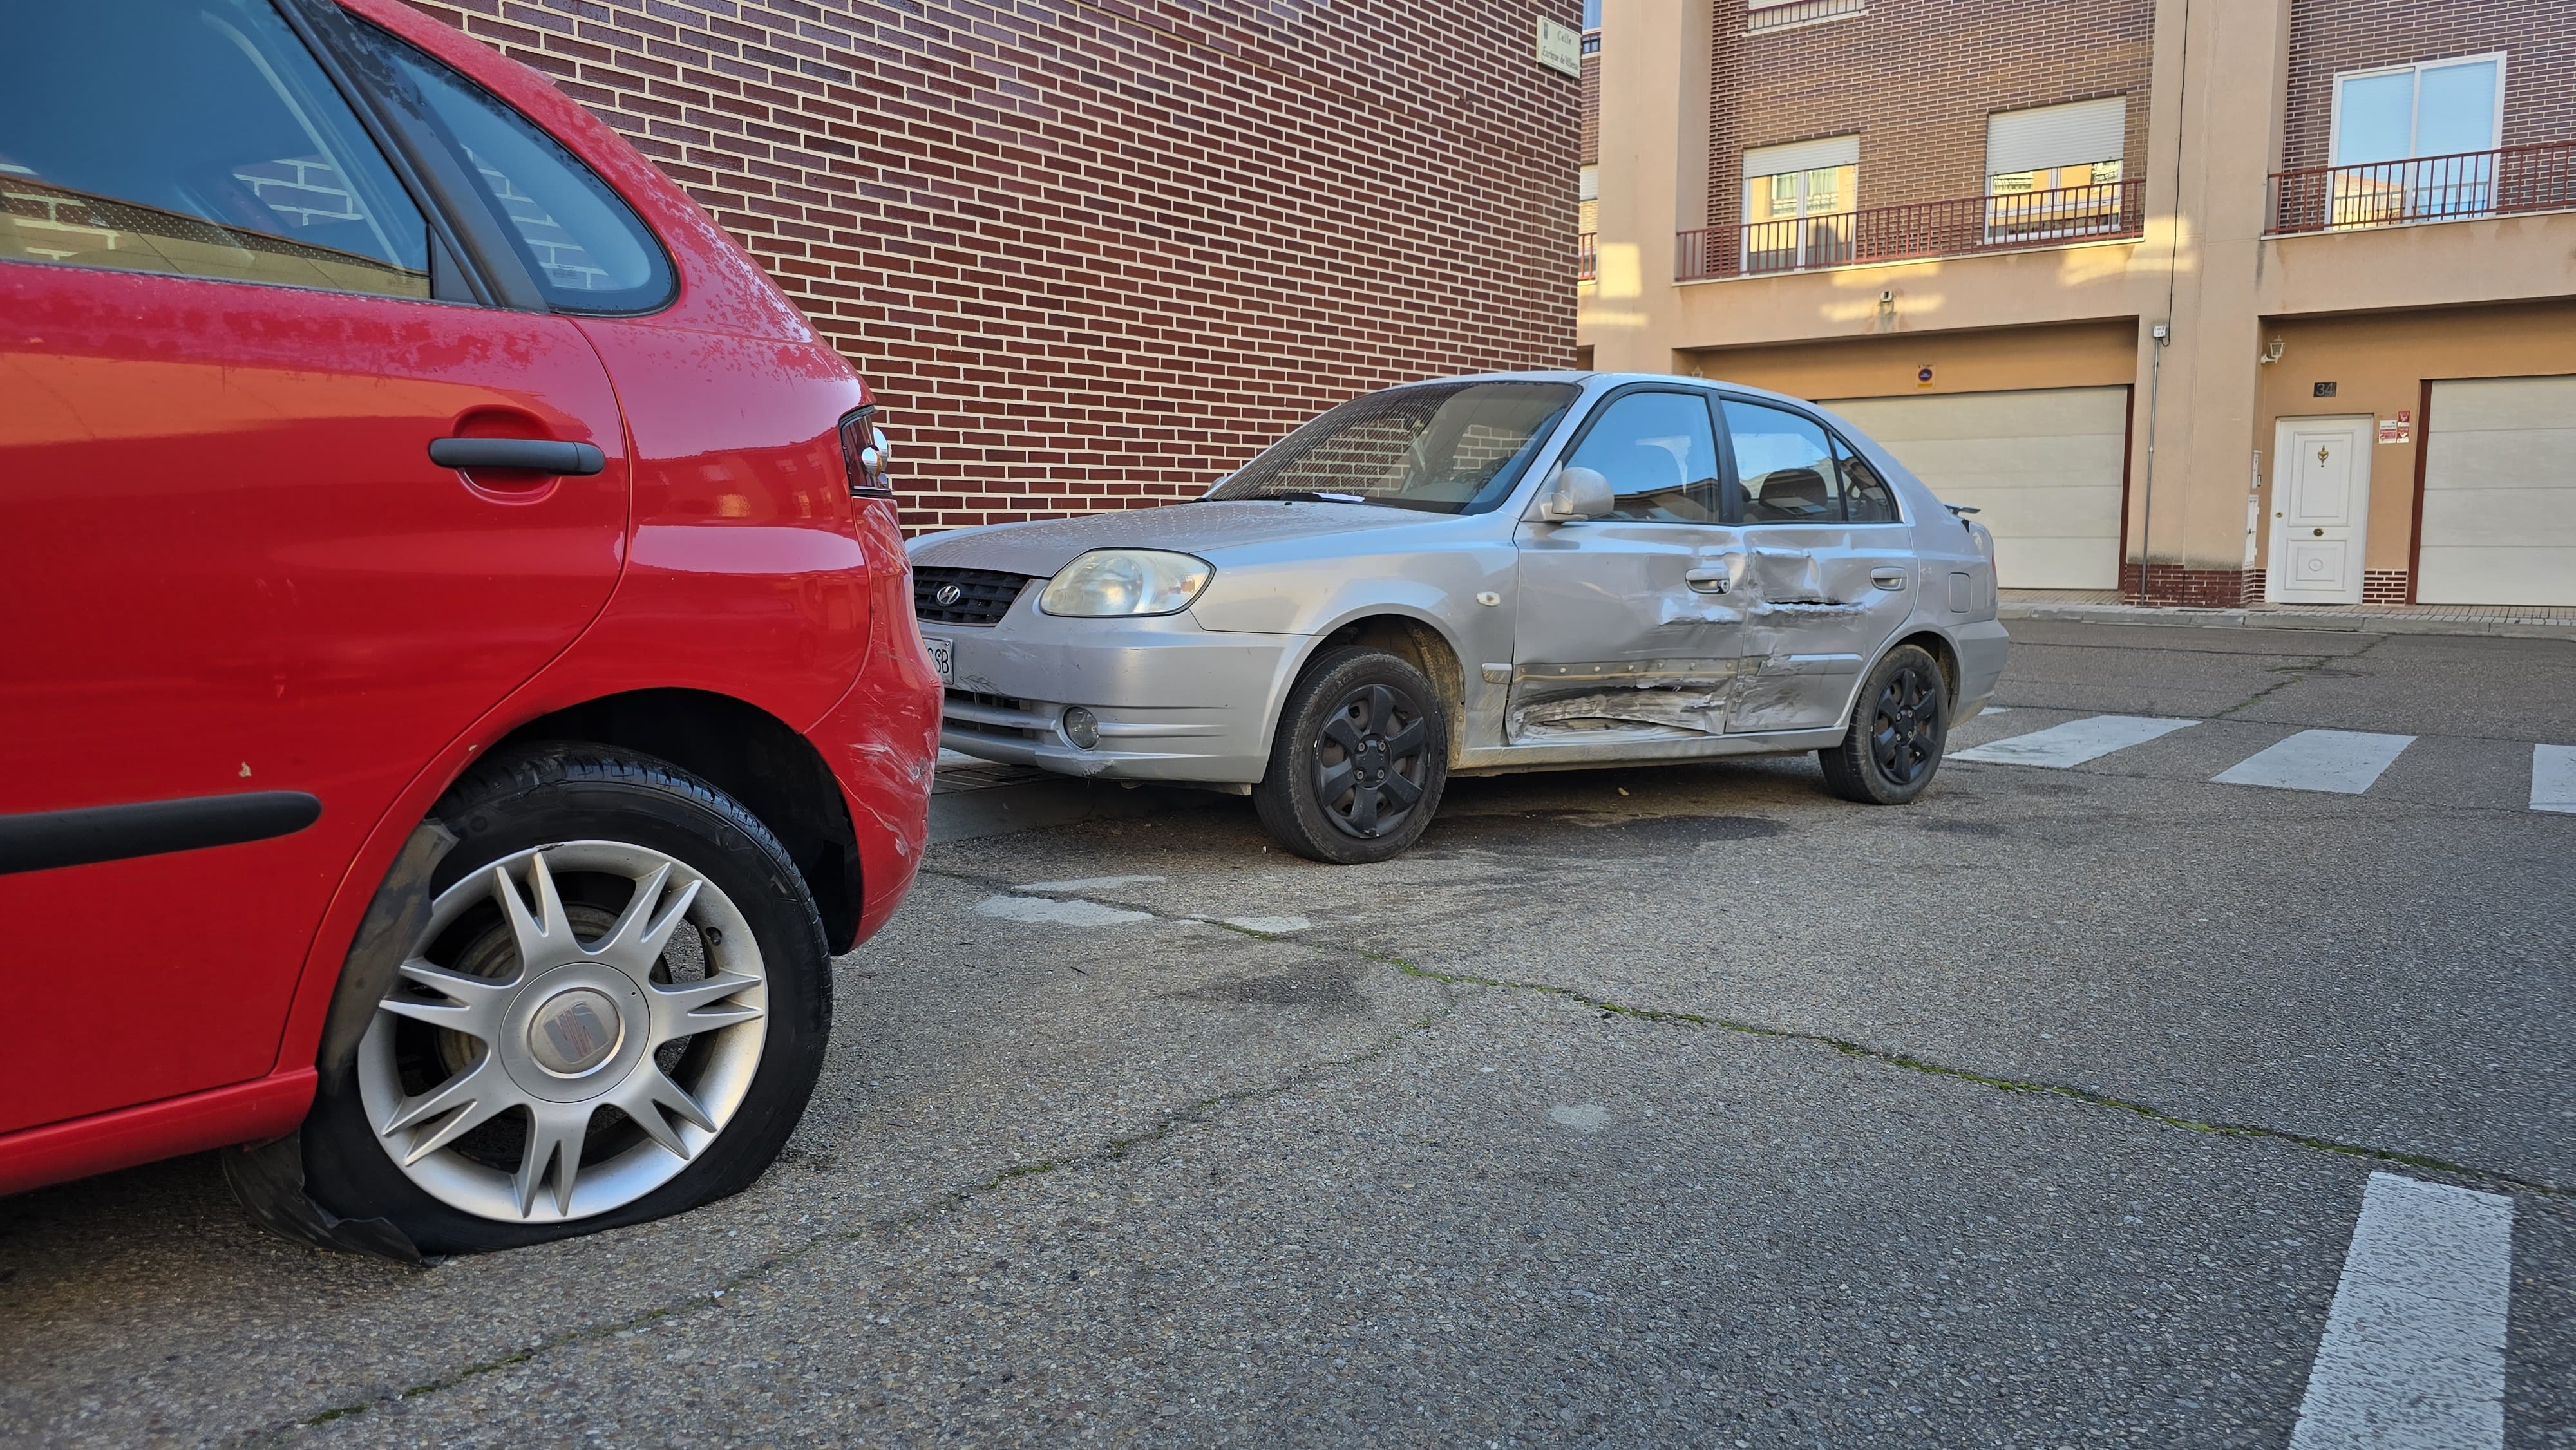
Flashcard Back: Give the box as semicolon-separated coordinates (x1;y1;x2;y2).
1684;567;1730;594
1870;567;1908;590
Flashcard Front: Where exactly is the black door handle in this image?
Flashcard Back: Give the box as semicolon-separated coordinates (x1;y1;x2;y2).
429;437;605;475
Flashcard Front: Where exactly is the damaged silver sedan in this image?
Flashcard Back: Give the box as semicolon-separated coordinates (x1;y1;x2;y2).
909;372;2007;863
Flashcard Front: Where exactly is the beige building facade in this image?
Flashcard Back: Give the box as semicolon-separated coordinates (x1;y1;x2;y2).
1580;0;2576;607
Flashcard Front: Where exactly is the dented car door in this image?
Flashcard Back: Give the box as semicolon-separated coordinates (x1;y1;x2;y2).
1508;387;1748;744
1721;397;1918;733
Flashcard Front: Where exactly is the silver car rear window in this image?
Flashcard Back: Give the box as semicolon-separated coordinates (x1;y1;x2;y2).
1207;381;1580;514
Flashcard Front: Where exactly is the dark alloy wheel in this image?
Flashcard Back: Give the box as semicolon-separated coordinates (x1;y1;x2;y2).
1818;643;1949;805
1254;646;1450;863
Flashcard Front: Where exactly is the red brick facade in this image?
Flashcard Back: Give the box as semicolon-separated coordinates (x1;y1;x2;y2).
407;0;1581;529
2119;563;2259;608
1701;0;2153;272
2282;0;2576;171
1582;48;1600;166
2112;566;2413;607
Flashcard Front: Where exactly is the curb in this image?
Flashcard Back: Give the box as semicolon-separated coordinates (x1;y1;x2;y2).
2000;603;2576;643
927;776;1215;845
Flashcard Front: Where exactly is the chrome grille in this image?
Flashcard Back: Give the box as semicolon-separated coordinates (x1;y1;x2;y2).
913;567;1030;626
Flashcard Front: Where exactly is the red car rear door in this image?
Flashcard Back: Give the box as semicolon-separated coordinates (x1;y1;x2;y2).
0;0;629;1132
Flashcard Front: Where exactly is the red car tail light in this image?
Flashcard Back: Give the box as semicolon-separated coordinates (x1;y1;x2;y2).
839;407;894;498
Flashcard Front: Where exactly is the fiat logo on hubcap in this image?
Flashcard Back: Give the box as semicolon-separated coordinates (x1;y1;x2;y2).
933;583;963;607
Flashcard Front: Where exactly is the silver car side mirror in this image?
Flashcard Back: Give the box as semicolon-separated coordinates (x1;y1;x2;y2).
1539;466;1615;521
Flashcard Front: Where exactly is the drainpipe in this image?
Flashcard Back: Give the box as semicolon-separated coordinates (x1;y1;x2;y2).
2137;320;2171;605
2136;0;2192;607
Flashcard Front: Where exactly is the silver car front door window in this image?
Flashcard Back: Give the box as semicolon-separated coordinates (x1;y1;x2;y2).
1507;388;1750;746
1723;399;1919;734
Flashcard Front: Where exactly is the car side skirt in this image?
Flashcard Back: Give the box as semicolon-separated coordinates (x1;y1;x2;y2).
1451;727;1850;775
0;1069;316;1198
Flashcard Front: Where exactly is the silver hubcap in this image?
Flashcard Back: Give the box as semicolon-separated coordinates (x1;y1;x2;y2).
355;842;769;1224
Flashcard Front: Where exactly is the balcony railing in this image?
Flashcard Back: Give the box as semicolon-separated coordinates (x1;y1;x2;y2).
1677;178;2143;280
2269;140;2576;235
1577;231;1596;282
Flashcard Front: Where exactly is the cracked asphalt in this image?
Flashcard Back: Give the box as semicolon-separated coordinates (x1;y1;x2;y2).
4;621;2571;1447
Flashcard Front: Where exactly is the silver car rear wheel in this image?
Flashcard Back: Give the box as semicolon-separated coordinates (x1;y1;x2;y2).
354;840;770;1225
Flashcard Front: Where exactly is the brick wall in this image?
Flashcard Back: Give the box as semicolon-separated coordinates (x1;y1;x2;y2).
2282;0;2576;171
1582;48;1600;166
406;0;1580;530
1702;0;2153;270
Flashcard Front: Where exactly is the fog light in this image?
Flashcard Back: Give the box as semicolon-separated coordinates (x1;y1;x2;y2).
1062;706;1101;749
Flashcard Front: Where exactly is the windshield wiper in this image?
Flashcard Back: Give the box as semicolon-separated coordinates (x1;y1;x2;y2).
1258;489;1464;514
1269;489;1373;505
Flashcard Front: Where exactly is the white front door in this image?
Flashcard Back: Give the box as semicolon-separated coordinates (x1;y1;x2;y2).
2268;417;2373;604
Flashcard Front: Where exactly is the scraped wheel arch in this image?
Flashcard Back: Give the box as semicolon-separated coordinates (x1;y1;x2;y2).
1889;630;1960;706
1302;614;1470;766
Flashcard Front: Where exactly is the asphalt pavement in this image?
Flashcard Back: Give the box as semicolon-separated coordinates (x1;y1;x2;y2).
4;621;2570;1448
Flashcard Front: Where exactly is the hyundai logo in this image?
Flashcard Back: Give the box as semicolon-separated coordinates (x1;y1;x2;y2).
933;583;963;607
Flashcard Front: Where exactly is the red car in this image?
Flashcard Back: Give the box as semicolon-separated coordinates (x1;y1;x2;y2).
0;0;940;1255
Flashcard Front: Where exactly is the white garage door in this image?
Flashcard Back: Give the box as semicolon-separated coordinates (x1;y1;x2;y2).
2419;375;2576;607
1821;387;2130;590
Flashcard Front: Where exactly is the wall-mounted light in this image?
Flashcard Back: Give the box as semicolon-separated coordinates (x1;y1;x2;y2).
2260;337;2286;364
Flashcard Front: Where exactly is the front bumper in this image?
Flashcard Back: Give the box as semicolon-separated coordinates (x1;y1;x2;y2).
927;601;1294;784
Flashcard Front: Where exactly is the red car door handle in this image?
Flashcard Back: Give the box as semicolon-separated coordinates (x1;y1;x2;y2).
428;437;605;475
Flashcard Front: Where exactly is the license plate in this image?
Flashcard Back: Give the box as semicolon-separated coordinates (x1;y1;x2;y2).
923;635;954;684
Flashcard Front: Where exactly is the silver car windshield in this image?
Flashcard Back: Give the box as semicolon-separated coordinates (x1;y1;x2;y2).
1206;381;1581;514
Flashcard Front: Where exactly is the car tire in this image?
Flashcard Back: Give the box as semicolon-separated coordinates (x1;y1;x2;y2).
1817;643;1949;805
293;745;832;1256
1253;646;1450;864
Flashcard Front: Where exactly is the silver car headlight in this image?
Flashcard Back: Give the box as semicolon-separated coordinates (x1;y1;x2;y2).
1037;549;1213;617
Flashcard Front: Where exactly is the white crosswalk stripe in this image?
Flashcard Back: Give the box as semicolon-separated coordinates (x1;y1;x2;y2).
2212;729;2414;795
1955;714;2573;810
2533;744;2576;814
1951;714;2197;768
2290;1172;2513;1450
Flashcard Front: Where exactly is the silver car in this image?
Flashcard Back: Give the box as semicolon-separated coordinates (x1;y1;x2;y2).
908;372;2007;862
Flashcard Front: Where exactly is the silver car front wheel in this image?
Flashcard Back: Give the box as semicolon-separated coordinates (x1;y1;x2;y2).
355;840;770;1225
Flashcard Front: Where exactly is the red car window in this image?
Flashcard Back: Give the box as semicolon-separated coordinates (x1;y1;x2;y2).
0;0;428;298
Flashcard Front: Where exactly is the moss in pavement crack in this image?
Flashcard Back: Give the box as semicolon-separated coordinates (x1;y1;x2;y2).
936;862;2562;1198
1365;946;2568;1199
2213;631;2389;719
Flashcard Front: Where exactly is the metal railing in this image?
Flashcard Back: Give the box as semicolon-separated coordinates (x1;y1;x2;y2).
1577;231;1596;282
1747;0;1868;32
2269;140;2576;234
1677;178;2143;280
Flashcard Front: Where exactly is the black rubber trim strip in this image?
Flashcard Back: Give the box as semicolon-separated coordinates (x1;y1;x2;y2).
428;437;605;475
0;791;323;876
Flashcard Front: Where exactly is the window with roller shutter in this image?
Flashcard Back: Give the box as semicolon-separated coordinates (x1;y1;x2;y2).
1985;97;2130;242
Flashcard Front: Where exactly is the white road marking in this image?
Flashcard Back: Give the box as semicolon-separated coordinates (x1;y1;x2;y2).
1220;915;1311;934
1018;874;1166;892
2290;1172;2514;1450
974;894;1151;927
1951;714;2198;768
1548;1104;1611;1133
2213;729;2414;795
2532;744;2576;814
